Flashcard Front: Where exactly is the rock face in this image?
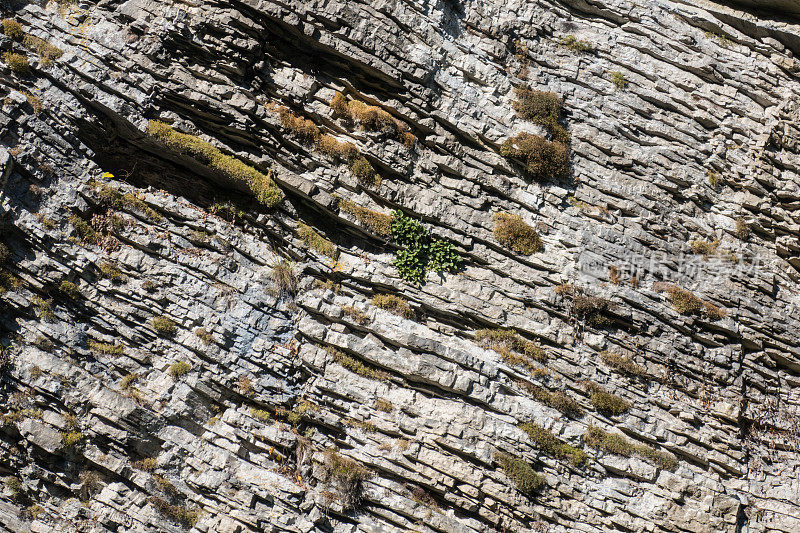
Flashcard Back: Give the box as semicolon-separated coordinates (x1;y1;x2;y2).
1;0;800;531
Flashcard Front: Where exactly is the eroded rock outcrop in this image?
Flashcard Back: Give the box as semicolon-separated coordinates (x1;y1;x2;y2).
1;0;800;531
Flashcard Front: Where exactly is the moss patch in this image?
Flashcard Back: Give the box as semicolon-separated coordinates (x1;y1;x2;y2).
519;422;586;466
584;425;677;470
500;133;570;181
494;451;545;494
493;212;543;254
147;120;282;208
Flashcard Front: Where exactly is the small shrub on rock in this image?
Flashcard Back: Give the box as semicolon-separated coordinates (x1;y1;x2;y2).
391;210;461;284
58;281;81;299
735;217;750;240
559;35;594;53
690;238;720;256
493;212;543;254
269;260;297;299
342;305;369;325
609;71;627;89
512;86;568;142
23;35;62;66
556;284;615;327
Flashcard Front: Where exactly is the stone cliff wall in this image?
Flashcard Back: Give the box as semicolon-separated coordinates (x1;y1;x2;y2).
1;0;800;531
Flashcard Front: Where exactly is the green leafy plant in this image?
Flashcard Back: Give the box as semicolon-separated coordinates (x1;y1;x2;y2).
390;211;462;284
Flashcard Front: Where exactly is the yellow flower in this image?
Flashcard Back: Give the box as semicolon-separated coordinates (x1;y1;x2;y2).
102;172;114;178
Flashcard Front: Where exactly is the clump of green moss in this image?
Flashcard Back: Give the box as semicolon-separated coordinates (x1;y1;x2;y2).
559;35;594;53
320;449;372;510
555;284;615;328
519;422;586;466
493;212;543;254
58;280;81;299
88;340;125;356
68;214;100;245
516;380;584;418
133;457;158;472
475;328;547;369
152;316;177;337
168;361;191;379
250;408;271;422
61;430;83;447
327;346;389;381
99;261;125;283
500;133;570;181
599;351;647;378
584;426;677;470
297;223;337;259
584;381;631;416
512;86;569;143
371;293;415;319
656;283;726;320
96;184;162;221
609;71;627;89
147;120;282;208
3;52;29;74
348;156;381;187
494;451;545;494
336;196;393;236
149;496;201;528
31;296;55;322
1;19;23;39
22;35;62;66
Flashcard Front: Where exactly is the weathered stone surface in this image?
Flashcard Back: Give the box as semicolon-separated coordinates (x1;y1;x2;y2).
1;0;800;531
